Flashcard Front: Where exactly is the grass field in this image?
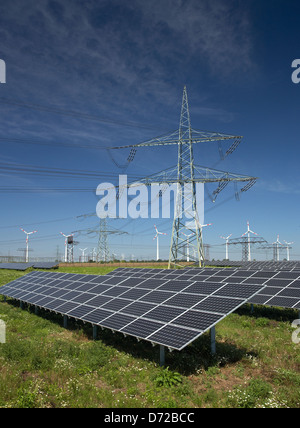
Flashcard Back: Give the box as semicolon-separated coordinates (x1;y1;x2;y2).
0;266;299;408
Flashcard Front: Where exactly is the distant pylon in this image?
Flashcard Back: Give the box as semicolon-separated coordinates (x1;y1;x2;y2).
97;218;110;262
168;87;204;268
241;221;258;261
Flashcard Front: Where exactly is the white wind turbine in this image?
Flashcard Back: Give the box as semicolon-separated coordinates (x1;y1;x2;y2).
283;240;293;261
20;228;37;263
241;221;258;261
60;232;73;263
153;224;167;261
91;247;97;262
79;248;88;263
220;234;232;260
188;221;212;261
182;231;194;262
273;235;283;261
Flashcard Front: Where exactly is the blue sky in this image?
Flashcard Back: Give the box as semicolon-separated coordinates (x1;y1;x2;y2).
0;0;299;261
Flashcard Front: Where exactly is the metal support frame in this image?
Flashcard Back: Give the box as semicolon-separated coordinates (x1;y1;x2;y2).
63;315;68;328
93;325;98;340
159;345;165;366
210;326;216;355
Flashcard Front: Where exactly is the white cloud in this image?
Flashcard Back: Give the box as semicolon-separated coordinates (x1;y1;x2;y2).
258;179;300;195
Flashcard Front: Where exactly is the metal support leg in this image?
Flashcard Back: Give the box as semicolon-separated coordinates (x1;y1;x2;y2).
250;304;254;314
35;306;39;315
159;345;165;366
63;315;68;328
20;301;24;309
93;325;98;340
210;326;216;355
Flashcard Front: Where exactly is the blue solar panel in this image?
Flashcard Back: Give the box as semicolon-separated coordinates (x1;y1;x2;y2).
0;269;277;350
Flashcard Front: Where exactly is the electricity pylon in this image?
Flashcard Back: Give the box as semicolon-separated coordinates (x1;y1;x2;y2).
97;218;109;262
72;217;128;263
110;86;258;268
168;87;204;268
241;221;258;261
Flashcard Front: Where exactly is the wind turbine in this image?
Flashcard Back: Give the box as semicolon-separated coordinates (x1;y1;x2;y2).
91;247;97;262
79;248;88;263
182;231;195;262
20;228;37;263
283;240;293;261
273;235;283;262
153;224;167;261
60;232;73;263
186;221;212;262
241;221;258;261
220;234;232;260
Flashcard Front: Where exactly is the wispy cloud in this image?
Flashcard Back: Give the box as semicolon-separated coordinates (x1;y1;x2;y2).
0;0;255;105
258;179;300;195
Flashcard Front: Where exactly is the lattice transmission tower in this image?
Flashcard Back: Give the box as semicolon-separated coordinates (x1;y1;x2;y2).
97;218;110;262
72;217;128;263
109;86;258;268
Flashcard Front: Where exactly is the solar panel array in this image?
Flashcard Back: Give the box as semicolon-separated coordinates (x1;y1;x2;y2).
31;262;59;269
106;267;300;310
0;262;59;270
0;269;267;350
0;263;35;271
204;260;300;271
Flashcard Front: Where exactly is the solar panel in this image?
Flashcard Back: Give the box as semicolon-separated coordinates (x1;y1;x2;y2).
33;262;59;269
247;273;300;309
0;263;34;271
0;270;268;351
108;267;300;310
206;260;300;271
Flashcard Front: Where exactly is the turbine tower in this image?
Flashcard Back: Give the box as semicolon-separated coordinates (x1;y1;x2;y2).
273;235;282;262
182;231;194;262
79;248;88;263
283;240;293;261
20;228;37;263
60;232;73;263
186;222;212;262
220;233;232;260
241;221;258;261
153;224;167;261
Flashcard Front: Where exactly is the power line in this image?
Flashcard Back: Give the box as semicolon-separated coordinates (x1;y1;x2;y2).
0;161;143;180
0;97;168;132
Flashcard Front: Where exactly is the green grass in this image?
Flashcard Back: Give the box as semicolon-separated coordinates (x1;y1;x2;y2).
0;266;299;408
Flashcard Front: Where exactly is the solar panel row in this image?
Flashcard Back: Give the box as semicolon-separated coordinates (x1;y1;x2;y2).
0;270;267;350
105;267;300;310
202;260;300;271
0;262;59;270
